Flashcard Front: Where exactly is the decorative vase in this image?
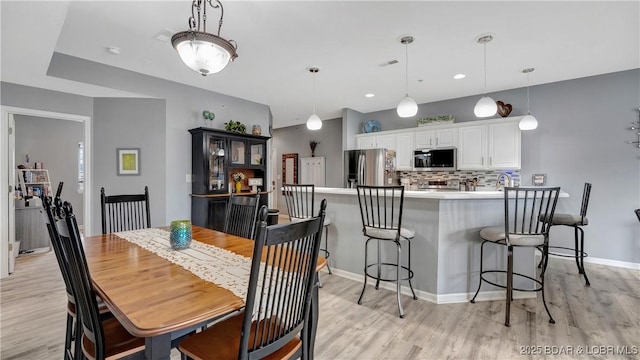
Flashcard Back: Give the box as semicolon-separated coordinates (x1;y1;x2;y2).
170;220;192;250
235;181;242;193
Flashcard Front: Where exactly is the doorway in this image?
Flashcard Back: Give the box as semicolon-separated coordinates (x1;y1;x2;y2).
1;106;92;278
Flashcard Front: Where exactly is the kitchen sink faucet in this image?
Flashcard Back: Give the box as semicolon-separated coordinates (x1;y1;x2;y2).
496;173;513;190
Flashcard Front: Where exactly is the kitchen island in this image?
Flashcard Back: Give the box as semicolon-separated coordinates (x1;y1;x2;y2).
313;187;569;304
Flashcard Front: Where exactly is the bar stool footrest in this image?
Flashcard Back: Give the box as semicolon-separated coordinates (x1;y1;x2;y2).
364;263;414;283
479;270;543;293
544;245;588;258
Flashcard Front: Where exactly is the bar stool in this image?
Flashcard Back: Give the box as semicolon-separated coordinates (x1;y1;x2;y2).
471;186;560;327
545;183;592;286
356;185;417;318
282;184;332;274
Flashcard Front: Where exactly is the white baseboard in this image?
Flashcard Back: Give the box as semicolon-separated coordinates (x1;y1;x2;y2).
326;268;534;305
546;253;640;270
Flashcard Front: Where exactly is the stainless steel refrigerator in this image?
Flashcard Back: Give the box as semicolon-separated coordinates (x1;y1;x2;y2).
344;149;396;188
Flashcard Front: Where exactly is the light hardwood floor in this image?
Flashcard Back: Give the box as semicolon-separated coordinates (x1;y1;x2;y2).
1;251;639;359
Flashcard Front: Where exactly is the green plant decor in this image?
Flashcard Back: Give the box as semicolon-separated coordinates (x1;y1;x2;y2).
224;120;247;134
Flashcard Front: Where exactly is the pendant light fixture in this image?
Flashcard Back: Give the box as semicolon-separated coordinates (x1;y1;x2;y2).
306;67;322;130
171;0;238;76
519;68;539;130
397;35;418;118
474;34;497;118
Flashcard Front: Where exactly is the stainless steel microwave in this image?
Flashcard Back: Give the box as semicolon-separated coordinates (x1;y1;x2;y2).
413;147;457;171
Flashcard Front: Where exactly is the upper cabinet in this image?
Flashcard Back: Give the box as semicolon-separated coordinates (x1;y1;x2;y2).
189;128;269;194
395;133;414;170
356;134;395;150
229;137;265;168
457;125;487;170
487;121;520;169
355;116;522;171
458;120;521;170
356;132;413;170
414;128;458;149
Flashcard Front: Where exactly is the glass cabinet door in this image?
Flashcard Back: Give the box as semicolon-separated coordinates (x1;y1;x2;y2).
230;140;246;166
207;135;227;191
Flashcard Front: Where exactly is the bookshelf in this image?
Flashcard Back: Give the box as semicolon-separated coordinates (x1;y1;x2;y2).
17;169;52;198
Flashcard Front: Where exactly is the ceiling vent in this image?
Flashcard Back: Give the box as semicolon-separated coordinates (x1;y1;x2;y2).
380;59;399;67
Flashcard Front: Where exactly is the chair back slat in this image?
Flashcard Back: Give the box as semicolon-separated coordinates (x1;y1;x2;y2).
356;186;404;237
224;194;261;239
282;184;315;219
239;200;326;360
57;202;107;358
580;183;592;221
504;187;560;243
101;186;151;234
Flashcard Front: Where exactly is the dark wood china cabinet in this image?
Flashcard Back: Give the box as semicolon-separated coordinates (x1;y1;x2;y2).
189;128;269;231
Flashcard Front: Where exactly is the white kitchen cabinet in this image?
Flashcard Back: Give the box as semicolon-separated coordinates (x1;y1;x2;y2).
300;156;325;186
487;122;520;169
457;125;487;169
356;136;376;149
414;128;457;149
356;133;395;150
457;122;521;170
395;133;414;170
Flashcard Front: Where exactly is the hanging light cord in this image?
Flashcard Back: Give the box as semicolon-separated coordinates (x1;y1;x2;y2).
312;71;317;114
526;72;531;115
405;43;410;96
482;42;487;95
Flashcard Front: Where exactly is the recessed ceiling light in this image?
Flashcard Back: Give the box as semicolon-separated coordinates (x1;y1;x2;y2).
453;73;466;80
365;93;375;98
107;46;121;55
154;28;174;42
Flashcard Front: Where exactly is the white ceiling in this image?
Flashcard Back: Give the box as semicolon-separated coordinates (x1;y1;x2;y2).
1;1;638;129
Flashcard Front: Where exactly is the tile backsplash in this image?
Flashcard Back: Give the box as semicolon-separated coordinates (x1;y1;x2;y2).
397;170;521;190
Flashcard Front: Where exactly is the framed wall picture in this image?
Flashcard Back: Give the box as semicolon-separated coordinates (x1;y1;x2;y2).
532;173;547;186
117;148;141;176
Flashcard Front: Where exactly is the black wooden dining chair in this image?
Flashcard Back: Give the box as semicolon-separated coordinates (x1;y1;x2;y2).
43;191;111;360
42;196;78;360
471;186;560;327
100;186;151;234
178;201;327;360
57;201;146;360
635;208;640;222
223;193;261;239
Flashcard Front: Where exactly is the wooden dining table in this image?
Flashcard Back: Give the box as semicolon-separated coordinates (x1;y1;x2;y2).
83;225;326;360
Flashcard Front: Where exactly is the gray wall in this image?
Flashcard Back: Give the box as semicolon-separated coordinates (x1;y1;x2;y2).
357;69;640;265
47;53;272;225
1;82;93;116
272;118;343;214
14;115;84;224
92;98;167;235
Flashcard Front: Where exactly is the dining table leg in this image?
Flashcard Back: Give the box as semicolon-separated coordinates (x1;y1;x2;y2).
145;333;171;360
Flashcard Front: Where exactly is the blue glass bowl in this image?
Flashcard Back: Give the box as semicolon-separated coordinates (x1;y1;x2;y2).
170;220;192;250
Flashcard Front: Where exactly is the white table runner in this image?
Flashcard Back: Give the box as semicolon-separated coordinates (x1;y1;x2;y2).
114;228;253;299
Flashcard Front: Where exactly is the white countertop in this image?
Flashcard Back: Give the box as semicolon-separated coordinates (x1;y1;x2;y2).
314;187;569;200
